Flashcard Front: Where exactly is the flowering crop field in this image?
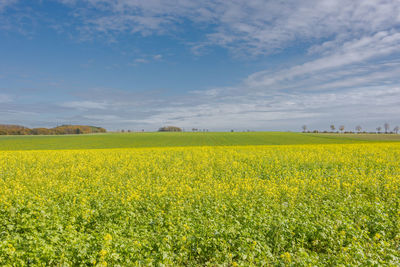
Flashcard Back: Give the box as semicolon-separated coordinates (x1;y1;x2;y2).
1;143;400;265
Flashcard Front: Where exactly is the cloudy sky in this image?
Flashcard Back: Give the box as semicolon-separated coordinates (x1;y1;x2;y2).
1;0;400;131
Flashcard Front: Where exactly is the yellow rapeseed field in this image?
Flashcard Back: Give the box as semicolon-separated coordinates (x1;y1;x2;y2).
0;143;400;265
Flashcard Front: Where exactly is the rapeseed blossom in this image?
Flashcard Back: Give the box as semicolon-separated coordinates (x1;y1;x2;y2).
0;143;399;265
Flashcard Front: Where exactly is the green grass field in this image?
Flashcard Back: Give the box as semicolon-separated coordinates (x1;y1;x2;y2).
0;132;399;150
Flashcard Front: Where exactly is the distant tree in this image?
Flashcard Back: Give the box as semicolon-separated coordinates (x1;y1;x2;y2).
231;129;234;132
302;125;307;133
0;124;105;135
384;122;390;133
31;128;52;135
355;125;362;133
121;129;125;133
339;125;345;133
376;126;382;133
394;126;399;134
127;130;131;133
0;124;29;135
158;126;182;132
330;125;335;132
52;125;106;134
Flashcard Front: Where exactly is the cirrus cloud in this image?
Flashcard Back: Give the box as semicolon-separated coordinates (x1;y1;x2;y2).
55;0;400;56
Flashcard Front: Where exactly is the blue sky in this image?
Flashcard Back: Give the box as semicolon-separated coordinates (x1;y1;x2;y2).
1;0;400;131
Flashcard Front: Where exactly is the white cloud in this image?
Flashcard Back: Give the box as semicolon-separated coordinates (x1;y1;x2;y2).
136;85;400;130
153;54;162;60
0;93;12;103
131;54;162;65
54;78;400;131
61;101;108;110
134;58;148;64
244;31;400;91
57;0;400;56
83;114;120;121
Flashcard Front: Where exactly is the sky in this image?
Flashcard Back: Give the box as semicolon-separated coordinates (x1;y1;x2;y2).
1;0;400;132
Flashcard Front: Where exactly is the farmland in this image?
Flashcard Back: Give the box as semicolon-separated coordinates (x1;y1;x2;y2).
0;133;400;265
1;132;400;151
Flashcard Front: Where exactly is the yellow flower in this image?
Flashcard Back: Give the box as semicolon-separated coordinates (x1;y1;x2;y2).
99;249;108;257
104;233;112;242
281;252;292;263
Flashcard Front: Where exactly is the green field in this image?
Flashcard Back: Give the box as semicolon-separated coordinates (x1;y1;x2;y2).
0;132;399;150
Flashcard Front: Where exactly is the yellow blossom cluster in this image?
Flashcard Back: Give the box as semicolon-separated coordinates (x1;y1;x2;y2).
0;143;399;265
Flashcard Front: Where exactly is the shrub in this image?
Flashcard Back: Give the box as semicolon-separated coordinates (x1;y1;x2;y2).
158;126;182;132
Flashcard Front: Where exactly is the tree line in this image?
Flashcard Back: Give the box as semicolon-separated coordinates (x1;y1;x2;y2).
158;126;182;132
302;123;399;134
0;124;106;135
157;126;212;132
